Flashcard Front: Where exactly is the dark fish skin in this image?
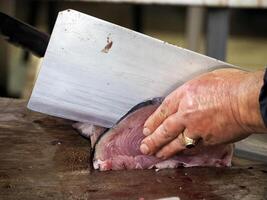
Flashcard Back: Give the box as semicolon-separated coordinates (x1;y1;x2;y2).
92;97;164;159
116;97;164;123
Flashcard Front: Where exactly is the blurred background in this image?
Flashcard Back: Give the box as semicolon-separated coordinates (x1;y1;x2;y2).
0;0;267;99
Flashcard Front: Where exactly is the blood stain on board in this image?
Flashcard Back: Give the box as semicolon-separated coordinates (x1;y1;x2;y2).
101;36;113;53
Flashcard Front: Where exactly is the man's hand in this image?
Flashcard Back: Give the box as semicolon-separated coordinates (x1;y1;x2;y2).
140;68;266;159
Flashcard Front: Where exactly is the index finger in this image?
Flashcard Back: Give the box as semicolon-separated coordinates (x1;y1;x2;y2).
143;91;180;136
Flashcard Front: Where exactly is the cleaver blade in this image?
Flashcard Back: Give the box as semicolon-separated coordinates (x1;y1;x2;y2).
28;9;234;128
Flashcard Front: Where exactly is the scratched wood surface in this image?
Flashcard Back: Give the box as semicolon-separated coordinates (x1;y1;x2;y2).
0;98;267;200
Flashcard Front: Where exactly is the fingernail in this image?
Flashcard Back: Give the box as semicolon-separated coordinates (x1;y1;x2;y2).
143;128;151;136
140;144;150;155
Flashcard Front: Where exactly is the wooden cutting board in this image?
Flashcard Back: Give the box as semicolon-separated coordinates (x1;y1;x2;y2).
1;98;267;200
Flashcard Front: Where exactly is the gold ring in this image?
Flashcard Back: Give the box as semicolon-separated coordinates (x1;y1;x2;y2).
182;132;197;148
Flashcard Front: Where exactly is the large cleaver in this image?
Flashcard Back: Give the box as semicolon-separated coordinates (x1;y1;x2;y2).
4;10;266;163
1;9;233;128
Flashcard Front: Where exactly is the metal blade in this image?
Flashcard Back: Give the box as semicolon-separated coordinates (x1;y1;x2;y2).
28;9;234;128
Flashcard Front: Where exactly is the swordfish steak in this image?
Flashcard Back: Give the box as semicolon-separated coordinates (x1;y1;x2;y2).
73;98;233;171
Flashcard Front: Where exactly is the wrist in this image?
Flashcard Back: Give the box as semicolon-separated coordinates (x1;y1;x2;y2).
236;70;266;133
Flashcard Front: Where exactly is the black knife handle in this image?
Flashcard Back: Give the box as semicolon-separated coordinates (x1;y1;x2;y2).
0;12;50;57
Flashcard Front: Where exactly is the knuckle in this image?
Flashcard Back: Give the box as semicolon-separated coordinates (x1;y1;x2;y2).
164;116;178;130
159;99;171;117
158;124;172;140
161;98;172;113
162;97;172;108
144;115;158;129
146;135;159;150
144;119;153;130
181;109;194;119
159;107;168;119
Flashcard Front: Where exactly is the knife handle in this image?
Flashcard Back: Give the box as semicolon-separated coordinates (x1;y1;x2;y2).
0;12;50;57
